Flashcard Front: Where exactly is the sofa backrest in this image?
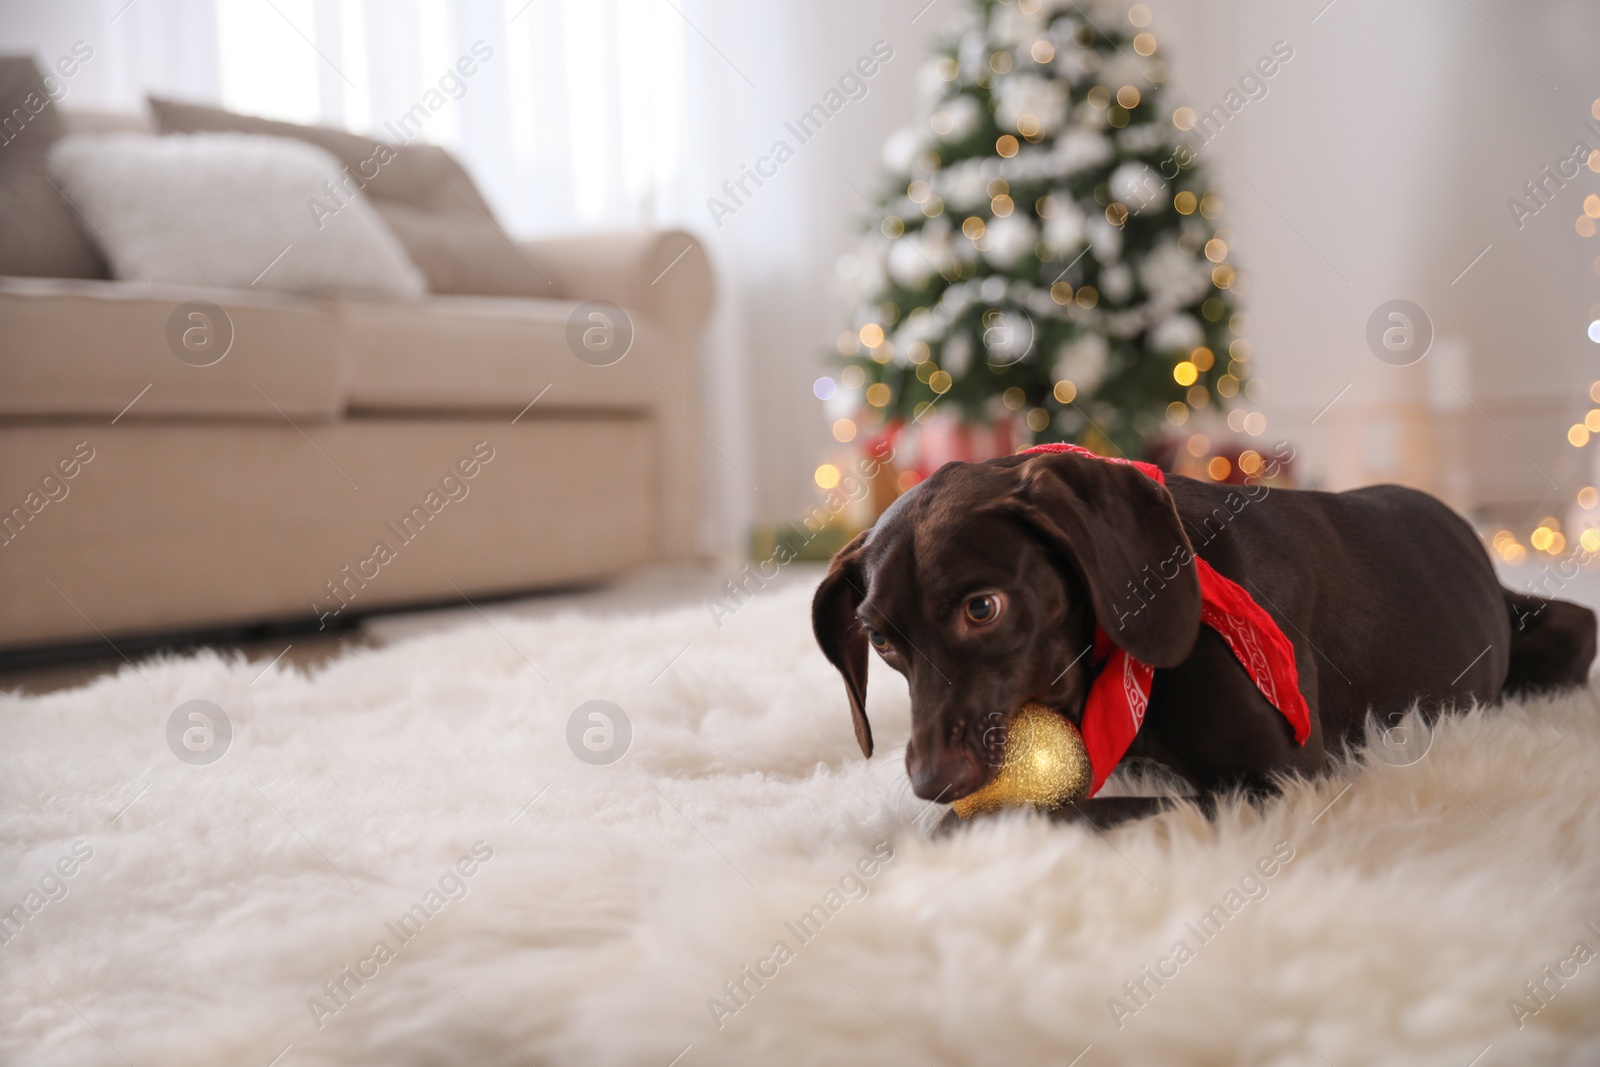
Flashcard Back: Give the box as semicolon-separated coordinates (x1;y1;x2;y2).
62;108;154;135
0;55;112;279
147;96;494;221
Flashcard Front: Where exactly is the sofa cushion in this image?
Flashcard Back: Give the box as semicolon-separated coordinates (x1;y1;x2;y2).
374;200;555;297
0;56;109;279
0;277;346;420
338;293;665;414
49;132;427;295
148;96;552;298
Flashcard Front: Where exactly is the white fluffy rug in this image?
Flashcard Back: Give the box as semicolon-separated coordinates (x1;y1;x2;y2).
5;580;1600;1066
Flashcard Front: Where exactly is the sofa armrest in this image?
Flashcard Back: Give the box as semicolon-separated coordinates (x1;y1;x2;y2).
517;229;713;336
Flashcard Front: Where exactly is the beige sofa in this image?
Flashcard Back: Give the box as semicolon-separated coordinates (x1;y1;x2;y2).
0;108;713;653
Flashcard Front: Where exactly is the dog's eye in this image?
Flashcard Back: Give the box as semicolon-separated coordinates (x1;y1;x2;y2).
868;628;889;651
964;594;1003;625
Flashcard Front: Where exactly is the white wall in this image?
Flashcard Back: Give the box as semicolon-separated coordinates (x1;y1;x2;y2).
1151;0;1600;525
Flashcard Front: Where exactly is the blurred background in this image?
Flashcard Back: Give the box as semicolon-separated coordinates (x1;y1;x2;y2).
4;0;1600;671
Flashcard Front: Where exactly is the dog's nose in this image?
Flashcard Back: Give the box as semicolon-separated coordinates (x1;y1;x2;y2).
908;744;985;802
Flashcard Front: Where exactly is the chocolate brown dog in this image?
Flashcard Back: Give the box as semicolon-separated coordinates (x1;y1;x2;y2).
812;447;1596;827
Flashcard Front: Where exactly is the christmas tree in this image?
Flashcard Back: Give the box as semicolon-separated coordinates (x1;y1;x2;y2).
839;0;1250;460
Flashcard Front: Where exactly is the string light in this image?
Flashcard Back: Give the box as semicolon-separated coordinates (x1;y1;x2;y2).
1517;167;1600;562
1491;530;1527;564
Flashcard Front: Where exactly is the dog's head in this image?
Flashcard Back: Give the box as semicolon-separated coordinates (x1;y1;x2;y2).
811;449;1201;801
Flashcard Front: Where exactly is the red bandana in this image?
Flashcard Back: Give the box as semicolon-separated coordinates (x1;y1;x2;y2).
1022;443;1311;795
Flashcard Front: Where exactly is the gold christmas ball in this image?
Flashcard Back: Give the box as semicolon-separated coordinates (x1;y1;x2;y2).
951;702;1092;819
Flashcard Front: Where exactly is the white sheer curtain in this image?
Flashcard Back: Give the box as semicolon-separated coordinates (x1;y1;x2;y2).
204;0;687;236
0;0;690;236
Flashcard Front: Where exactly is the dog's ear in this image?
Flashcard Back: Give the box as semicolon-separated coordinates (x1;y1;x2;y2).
811;531;874;757
1011;451;1201;668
